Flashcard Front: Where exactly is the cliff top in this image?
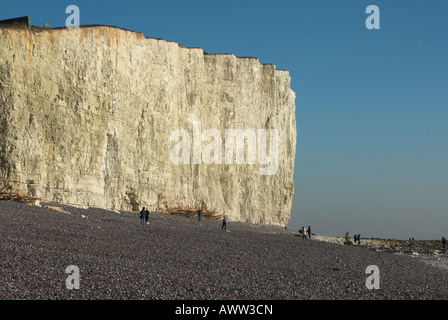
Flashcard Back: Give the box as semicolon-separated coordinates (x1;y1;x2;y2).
0;16;290;72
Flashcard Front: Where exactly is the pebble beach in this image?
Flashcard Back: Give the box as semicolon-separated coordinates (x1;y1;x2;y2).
1;200;448;300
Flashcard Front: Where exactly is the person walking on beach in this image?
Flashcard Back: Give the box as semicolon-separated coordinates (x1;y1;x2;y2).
302;226;307;239
139;207;147;226
357;234;361;245
307;226;312;239
222;216;228;230
442;237;446;251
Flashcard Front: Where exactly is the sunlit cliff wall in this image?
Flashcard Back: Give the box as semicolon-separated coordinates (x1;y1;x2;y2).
0;20;296;226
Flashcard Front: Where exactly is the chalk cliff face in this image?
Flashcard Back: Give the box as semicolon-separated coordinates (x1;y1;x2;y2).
0;22;296;226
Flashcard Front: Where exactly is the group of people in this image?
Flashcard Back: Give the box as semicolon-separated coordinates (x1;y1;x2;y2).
353;233;361;245
139;207;229;230
344;232;361;245
295;225;447;250
408;237;446;251
300;226;312;239
139;208;448;251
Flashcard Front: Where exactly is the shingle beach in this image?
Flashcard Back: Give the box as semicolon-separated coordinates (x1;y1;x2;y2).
1;200;447;300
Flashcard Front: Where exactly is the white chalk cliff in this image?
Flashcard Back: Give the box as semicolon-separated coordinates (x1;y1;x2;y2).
0;19;296;226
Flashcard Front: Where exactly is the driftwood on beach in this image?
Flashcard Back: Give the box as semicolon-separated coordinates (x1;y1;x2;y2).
156;197;222;221
155;192;223;220
0;184;40;205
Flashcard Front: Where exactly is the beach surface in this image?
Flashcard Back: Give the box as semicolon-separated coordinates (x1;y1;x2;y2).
1;200;447;300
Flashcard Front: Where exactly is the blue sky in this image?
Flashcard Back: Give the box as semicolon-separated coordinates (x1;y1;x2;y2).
2;1;447;239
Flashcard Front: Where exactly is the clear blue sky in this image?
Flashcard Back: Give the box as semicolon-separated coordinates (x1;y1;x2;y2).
2;1;447;240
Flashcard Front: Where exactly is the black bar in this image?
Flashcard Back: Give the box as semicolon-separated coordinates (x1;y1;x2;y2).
0;300;444;318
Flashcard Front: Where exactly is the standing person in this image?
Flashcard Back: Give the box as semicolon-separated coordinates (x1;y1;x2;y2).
222;216;228;230
139;207;147;226
345;231;351;245
307;226;312;239
357;234;361;245
302;226;307;239
442;237;446;251
198;209;202;221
